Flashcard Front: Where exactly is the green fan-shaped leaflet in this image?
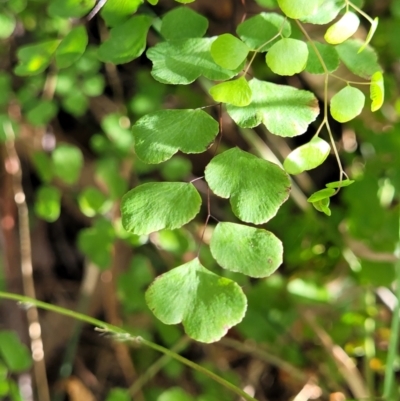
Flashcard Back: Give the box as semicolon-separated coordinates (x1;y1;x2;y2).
0;331;32;372
97;15;152;64
300;0;346;25
48;0;95;18
78;219;115;270
266;38;308;76
210;222;283;278
14;40;60;76
100;0;142;27
336;39;381;79
121;182;201;235
145;258;247;343
283;137;331;175
55;26;88;69
277;0;319;19
370;71;384;112
305;42;339;74
147;38;244;85
210;34;250;70
34;185;61;223
227;78;319;137
0;13;15;39
324;12;360;45
205;148;291;224
325;179;354;188
237;12;291;52
209;77;252;107
308;188;335;202
161;7;208;40
330;86;365;123
52;144;83;185
132;109;219;163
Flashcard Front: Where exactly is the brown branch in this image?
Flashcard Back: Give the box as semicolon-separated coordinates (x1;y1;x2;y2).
3;121;51;401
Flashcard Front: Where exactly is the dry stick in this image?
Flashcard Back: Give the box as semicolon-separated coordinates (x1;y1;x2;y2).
302;310;369;400
3;122;51;401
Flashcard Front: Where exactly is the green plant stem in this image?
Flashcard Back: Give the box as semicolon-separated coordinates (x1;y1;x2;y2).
0;291;259;401
383;259;400;399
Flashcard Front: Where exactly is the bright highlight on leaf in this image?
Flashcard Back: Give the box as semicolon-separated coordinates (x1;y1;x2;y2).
145;258;247;343
210;34;250;70
209;77;252;107
55;26;88;69
266;38;309;76
277;0;319;19
34;186;61;222
97;15;152;64
205;148;291;224
283;137;331;175
14;40;60;76
236;12;291;52
301;0;346;25
161;7;208;40
210;222;283;278
100;0;142;27
227;78;319;137
324;12;360;45
325;179;354;188
121;182;201;235
147;38;244;85
330;86;365;123
308;188;335;202
132;109;219;163
370;71;384;112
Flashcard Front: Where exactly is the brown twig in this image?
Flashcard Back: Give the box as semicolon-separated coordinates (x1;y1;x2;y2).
3;121;51;401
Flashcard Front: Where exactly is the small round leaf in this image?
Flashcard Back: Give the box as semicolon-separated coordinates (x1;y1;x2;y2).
121;182;201;235
330;86;365;123
266;38;309;76
283;137;331;175
210;222;283;278
324;12;360;45
211;34;250;70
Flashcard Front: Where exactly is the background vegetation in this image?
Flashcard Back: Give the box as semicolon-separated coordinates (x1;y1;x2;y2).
0;0;400;400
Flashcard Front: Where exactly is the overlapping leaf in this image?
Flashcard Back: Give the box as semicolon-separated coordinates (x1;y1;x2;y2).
48;0;95;18
132;109;219;163
266;38;308;76
55;26;88;69
305;42;339;74
14;40;60;76
301;0;346;25
147;38;244;85
121;182;201;235
227;78;319;137
209;77;252;107
205;148;291;224
161;7;208;40
100;0;142;27
284;137;331;174
324;12;360;44
237;12;291;52
210;222;283;278
97;15;152;64
336;39;381;79
210;34;250;70
145;258;247;343
277;0;319;19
